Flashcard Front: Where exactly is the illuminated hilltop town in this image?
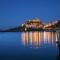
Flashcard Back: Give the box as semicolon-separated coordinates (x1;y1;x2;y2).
21;18;60;31
1;18;60;32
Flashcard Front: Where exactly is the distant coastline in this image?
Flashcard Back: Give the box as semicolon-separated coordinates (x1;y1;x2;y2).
0;28;60;32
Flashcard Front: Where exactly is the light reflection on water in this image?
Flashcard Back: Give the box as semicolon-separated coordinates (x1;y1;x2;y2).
0;31;60;60
21;31;58;48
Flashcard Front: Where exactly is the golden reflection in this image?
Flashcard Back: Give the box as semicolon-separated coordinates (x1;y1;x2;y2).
44;32;53;44
25;32;28;44
29;32;33;45
21;31;59;48
56;32;59;47
44;32;48;44
56;32;59;42
52;32;54;45
48;32;51;44
21;32;26;46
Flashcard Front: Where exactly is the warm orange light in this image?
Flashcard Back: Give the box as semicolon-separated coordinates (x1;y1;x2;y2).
21;31;58;48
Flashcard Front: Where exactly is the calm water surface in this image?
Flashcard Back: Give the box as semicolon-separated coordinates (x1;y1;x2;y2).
0;31;60;60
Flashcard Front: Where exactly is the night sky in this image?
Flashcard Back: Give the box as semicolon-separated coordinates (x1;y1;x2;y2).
0;0;60;29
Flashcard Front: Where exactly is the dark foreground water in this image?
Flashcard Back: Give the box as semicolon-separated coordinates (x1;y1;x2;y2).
0;32;60;60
